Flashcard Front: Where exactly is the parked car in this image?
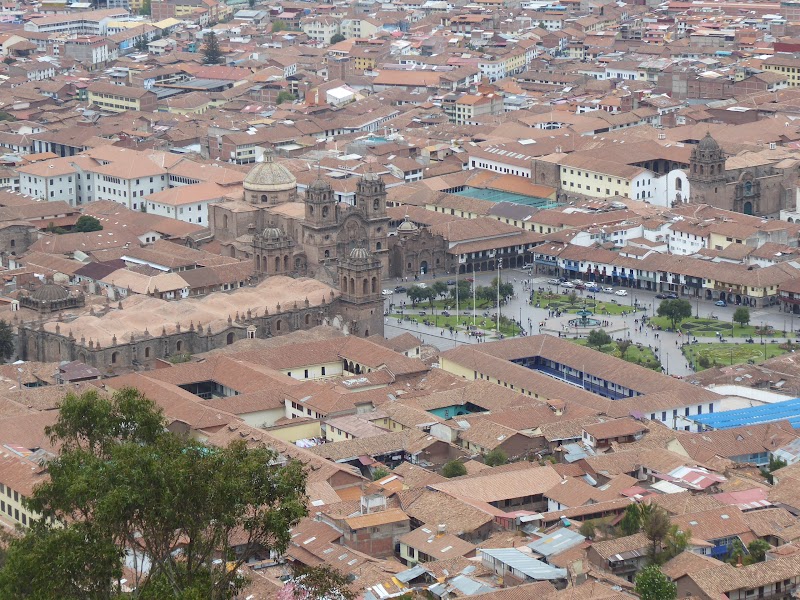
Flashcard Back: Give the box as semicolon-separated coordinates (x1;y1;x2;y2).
523;263;535;270
615;289;628;296
655;293;668;299
446;280;456;286
574;283;586;290
602;287;614;293
666;293;678;299
418;311;427;316
715;300;727;306
394;286;407;293
547;279;560;285
561;281;574;288
417;282;427;289
442;310;450;317
382;289;393;295
586;285;601;293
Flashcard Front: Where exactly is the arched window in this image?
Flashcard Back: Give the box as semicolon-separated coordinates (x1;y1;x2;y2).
111;352;119;364
256;255;261;271
309;205;314;215
322;206;329;218
350;277;355;292
362;278;368;294
342;277;348;293
745;180;753;196
699;165;704;176
226;332;234;345
223;214;228;229
275;256;280;272
176;341;183;352
371;277;377;293
373;199;379;211
145;347;151;358
283;255;289;270
376;242;382;250
324;249;330;258
305;314;310;325
276;319;282;331
675;178;682;191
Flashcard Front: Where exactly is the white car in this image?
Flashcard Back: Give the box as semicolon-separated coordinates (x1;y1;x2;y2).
417;282;427;289
382;289;393;295
602;287;614;293
561;281;574;288
547;279;560;285
614;289;628;296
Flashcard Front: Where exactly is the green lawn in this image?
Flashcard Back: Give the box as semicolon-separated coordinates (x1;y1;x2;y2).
572;339;662;371
531;292;640;316
649;316;783;338
682;342;792;370
390;313;521;337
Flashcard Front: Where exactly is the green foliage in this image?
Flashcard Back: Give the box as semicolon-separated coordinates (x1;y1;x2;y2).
657;299;693;330
371;467;390;481
0;110;15;121
0;388;308;600
697;354;711;369
407;285;427;307
431;281;448;300
641;505;672;564
761;455;788;484
578;520;596;538
202;31;222;65
169;352;192;364
484;448;507;467
619;503;641;536
330;33;345;44
661;525;690;563
490;277;514;300
45;221;66;234
587;328;612;348
635;565;676;600
747;539;771;563
276;90;296;105
568;290;578;304
74;215;102;233
733;307;750;328
286;564;355;600
272;19;287;32
442;460;466;478
138;0;150;15
616;338;633;359
134;36;148;51
449;280;471;302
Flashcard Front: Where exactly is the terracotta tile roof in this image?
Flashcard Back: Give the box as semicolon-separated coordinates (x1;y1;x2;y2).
399;524;476;559
430;465;562;504
398;489;494;535
309;428;431;462
343;508;409;530
588;533;650;561
661;550;724;581
583;418;648;441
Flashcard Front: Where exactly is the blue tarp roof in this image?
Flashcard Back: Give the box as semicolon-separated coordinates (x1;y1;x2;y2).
692;398;800;430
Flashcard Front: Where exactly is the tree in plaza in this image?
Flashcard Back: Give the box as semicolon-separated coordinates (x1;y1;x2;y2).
449;280;471;303
431;280;448;300
587;329;612;348
407;285;426;307
746;539;771;564
490;277;514;300
202;30;222;65
619;503;642;536
617;339;633;360
0;388;307;600
657;298;692;331
635;565;677;600
0;320;14;362
442;460;466;478
484;448;507;467
73;215;102;232
733;307;751;329
568;290;578;304
425;288;437;308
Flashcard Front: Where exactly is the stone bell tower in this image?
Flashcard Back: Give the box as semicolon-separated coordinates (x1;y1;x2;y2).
336;246;384;338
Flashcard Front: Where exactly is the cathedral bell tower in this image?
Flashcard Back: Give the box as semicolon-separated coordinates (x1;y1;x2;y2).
337;246;384;338
356;171;387;221
688;132;727;207
305;177;336;227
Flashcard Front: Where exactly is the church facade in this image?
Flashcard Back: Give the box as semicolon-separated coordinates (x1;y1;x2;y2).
688;133;797;216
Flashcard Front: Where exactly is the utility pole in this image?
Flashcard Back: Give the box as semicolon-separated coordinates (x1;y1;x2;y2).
497;258;502;335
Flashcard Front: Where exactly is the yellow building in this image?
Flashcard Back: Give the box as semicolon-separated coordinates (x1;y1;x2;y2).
763;54;800;87
87;82;158;113
0;452;48;529
265;419;322;443
558;156;651;200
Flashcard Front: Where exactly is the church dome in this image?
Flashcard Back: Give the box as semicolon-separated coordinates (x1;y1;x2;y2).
262;227;283;240
397;215;418;233
349;247;371;260
697;132;720;152
244;151;296;193
31;283;69;303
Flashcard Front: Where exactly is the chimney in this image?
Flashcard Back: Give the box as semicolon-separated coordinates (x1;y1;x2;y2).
437;524;446;538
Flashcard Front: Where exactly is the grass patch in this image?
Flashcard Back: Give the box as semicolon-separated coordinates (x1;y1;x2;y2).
572;339;662;371
530;292;640;316
649;316;782;338
390;313;521;337
682;341;793;370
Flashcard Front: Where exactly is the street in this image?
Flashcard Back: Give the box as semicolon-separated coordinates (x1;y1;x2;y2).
382;268;796;378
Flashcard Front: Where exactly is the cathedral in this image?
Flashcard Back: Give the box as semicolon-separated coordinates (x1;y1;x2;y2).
687;132;797;216
210;152;390;280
